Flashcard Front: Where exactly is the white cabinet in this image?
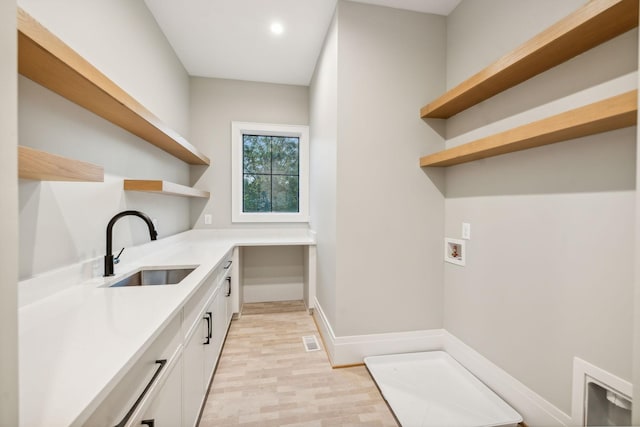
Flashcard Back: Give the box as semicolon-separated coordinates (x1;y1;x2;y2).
182;314;208;427
224;268;234;329
211;257;234;362
205;288;222;384
85;315;182;426
87;250;236;427
182;251;234;427
139;354;183;427
182;272;217;427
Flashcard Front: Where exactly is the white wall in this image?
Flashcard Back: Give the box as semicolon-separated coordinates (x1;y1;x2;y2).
189;77;309;229
335;1;446;336
17;0;190;135
445;0;586;91
443;0;637;415
0;0;18;423
309;14;339;329
17;0;192;279
242;246;304;303
311;1;446;337
188;78;310;307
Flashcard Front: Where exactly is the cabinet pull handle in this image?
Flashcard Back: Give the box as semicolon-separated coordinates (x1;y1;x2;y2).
141;420;155;427
114;359;166;427
226;276;231;297
224;260;232;269
204;312;212;344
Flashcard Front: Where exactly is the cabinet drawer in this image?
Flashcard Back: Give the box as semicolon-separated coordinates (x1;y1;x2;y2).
182;250;233;336
182;274;215;337
85;314;181;426
217;250;233;287
209;251;233;293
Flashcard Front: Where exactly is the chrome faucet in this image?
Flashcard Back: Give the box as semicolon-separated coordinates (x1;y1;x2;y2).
104;210;158;277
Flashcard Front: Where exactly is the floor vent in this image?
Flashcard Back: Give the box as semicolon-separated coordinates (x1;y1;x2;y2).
302;335;321;352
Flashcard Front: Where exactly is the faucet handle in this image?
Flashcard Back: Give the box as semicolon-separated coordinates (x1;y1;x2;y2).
114;247;125;264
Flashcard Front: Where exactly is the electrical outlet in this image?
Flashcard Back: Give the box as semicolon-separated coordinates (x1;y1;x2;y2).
462;222;471;240
204;214;212;225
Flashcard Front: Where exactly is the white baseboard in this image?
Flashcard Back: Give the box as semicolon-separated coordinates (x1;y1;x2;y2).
443;332;572;426
312;297;444;366
331;329;444;367
312;298;571;426
312;297;337;363
243;282;303;303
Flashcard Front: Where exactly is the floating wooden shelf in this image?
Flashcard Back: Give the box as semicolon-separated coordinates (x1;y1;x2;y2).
420;91;638;167
18;145;104;181
124;180;210;198
17;7;210;166
420;0;639;119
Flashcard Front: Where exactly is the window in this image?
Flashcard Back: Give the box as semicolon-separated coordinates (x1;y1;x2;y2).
232;122;309;222
242;134;299;213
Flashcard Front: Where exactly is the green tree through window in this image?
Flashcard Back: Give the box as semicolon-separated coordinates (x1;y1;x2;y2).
242;134;300;213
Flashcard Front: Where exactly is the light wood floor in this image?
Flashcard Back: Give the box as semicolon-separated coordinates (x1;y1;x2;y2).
199;301;398;426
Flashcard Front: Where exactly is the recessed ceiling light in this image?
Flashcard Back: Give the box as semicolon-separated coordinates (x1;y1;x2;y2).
270;22;284;35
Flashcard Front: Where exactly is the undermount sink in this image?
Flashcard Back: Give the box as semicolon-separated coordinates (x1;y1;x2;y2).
109;267;196;287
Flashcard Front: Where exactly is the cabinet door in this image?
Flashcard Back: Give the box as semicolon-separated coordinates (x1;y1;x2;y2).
215;289;228;354
139;355;182;427
182;319;207;427
224;275;233;329
85;316;181;426
203;292;219;384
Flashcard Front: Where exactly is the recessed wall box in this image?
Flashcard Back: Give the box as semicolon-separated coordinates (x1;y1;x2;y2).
572;357;632;426
444;238;465;266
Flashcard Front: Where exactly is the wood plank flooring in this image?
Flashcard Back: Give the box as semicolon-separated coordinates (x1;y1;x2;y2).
199;301;398;426
240;300;309;315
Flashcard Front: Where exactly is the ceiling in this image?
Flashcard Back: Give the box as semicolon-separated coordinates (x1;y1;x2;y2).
144;0;461;86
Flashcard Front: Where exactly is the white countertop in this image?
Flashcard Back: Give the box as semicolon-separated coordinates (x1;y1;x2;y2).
18;229;315;427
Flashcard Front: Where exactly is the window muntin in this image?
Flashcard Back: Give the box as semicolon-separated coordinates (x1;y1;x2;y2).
242;134;300;213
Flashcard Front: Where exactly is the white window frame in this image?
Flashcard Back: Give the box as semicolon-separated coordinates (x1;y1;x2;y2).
231;121;309;223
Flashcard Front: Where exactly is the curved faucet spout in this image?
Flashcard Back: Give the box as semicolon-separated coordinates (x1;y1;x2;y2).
104;210;158;277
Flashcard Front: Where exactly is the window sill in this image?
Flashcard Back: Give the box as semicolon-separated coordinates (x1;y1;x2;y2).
232;213;309;223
